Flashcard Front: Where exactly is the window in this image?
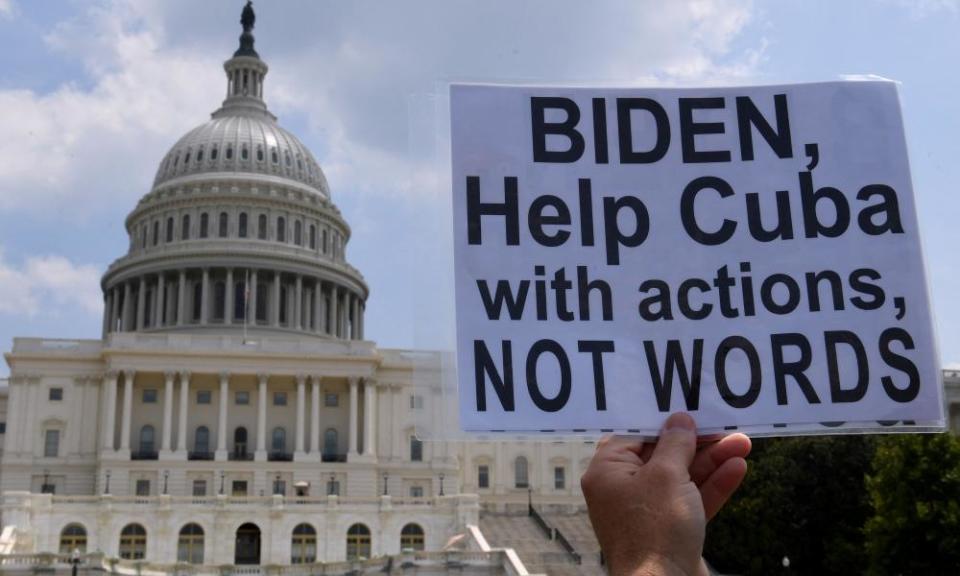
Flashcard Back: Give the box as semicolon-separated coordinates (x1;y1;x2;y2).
192;282;202;321
196;147;204;162
177;523;204;564
554;466;566;490
322;229;328;254
478;465;490;489
410;485;424;498
274;392;287;406
182;214;191;240
309;224;317;249
324;428;338;456
515;456;529;489
214;281;226;320
139;425;155;454
211;145;218;160
234;280;246;321
327;478;340;496
142;389;158;403
277;217;286;242
256;282;267;322
279;285;288;324
44;429;60;458
184;150;191;164
49;388;63;401
196;390;211;404
410;436;423;462
192;480;207;497
294;220;302;245
59;524;87;554
231;480;248;496
41;479;56;494
234;427;249;457
400;524;425;552
226;144;233;160
0;422;6;434
239;212;248;238
256;145;264;162
291;524;317;564
236;391;250;405
324;393;339;407
135;479;151;496
241;144;249;160
271;147;279;164
200;213;209;238
194;426;210;454
119;524;147;560
218;212;228;237
409;395;424;410
152;221;160;246
166;217;174;243
257;214;267;239
346;524;371;560
271;427;286;453
272;477;286;495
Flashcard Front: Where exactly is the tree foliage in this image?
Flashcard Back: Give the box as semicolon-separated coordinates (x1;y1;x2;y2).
865;433;960;576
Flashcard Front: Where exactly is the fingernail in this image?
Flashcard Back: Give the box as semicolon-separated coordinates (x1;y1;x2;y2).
664;412;696;431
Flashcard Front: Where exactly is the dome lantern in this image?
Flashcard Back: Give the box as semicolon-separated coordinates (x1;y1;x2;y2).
216;1;271;120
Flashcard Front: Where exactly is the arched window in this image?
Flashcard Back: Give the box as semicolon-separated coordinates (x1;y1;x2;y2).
294;221;302;246
200;213;209;238
515;456;529;488
271;427;286;454
234;427;248;457
400;524;425;552
410;435;423;462
285;151;292;167
139;425;155;454
346;524;371;560
140;226;147;250
309;225;317;250
271;147;279;164
173;153;180;168
181;214;191;240
241;144;249;161
59;523;87;554
291;523;317;564
184;149;192;164
256;282;267;322
277;217;286;242
256;146;264;162
194;426;210;454
196;147;204;162
226;144;234;160
177;523;204;564
192;282;202;321
119;524;147;560
213;281;226;321
234;280;246;321
218;212;228;238
257;214;267;240
211;145;219;161
166;217;174;243
238;213;248;238
152;221;159;246
324;428;338;456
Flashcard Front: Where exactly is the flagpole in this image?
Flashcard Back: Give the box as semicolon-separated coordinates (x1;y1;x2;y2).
243;269;250;343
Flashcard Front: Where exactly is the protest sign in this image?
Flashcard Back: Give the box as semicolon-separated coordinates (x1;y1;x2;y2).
450;81;943;435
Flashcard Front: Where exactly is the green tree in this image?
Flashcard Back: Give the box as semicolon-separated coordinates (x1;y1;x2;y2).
865;433;960;576
705;436;876;575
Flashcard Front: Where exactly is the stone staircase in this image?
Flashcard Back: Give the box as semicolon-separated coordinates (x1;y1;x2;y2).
478;513;605;576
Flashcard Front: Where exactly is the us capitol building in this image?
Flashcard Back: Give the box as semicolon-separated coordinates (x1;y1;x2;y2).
0;5;604;576
0;5;958;576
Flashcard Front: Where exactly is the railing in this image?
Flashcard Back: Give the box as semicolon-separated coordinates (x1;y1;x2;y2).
131;450;159;461
528;506;553;540
268;451;293;462
229;451;254;461
321;453;347;463
188;451;215;461
553;529;582;565
528;506;581;566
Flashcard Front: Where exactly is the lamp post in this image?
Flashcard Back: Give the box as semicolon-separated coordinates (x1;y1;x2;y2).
439;473;445;496
104;470;111;495
383;473;389;496
329;472;336;496
219;471;225;495
162;470;169;495
274;473;282;495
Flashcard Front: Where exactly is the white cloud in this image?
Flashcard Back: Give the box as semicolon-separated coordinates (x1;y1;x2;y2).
0;248;102;317
0;0;13;19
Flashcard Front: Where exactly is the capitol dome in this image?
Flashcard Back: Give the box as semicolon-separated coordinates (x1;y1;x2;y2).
100;5;368;342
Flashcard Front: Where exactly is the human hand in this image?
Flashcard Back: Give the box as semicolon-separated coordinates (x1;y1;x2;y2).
581;413;751;576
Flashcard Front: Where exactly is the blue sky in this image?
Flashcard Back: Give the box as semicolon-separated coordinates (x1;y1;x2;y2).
0;0;957;376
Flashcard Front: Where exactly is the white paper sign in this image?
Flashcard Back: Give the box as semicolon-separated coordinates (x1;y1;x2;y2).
450;81;944;436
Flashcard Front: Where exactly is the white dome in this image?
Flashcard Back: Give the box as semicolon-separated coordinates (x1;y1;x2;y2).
153;113;330;197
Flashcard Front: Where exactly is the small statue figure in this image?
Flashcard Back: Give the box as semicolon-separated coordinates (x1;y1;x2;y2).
241;1;255;33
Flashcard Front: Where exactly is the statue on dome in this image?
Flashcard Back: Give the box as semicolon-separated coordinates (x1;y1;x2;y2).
234;1;259;58
241;1;255;34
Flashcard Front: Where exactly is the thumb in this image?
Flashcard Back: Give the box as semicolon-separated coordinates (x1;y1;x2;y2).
650;412;697;475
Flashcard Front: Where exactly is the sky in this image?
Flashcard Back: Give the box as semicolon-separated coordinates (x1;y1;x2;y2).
0;0;957;377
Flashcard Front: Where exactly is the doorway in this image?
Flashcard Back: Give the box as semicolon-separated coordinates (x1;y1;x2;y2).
234;523;261;565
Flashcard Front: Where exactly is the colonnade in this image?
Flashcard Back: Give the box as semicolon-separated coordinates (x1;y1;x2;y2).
102;268;365;340
100;371;377;461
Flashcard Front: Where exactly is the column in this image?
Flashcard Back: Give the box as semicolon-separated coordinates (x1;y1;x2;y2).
136;278;146;331
294;275;303;330
102;371;118;452
177;270;186;326
225;268;234;325
347;378;359;457
295;374;306;458
249;269;259;325
161;371;174;454
310;376;321;458
122;281;132;331
256;374;268;460
272;273;281;327
110;287;120;333
101;293;111;337
358;301;364;340
176;371;190;454
200;268;210;325
363;379;376;457
330;286;339;338
313;281;323;334
119;370;135;452
155;274;165;328
216;372;229;459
